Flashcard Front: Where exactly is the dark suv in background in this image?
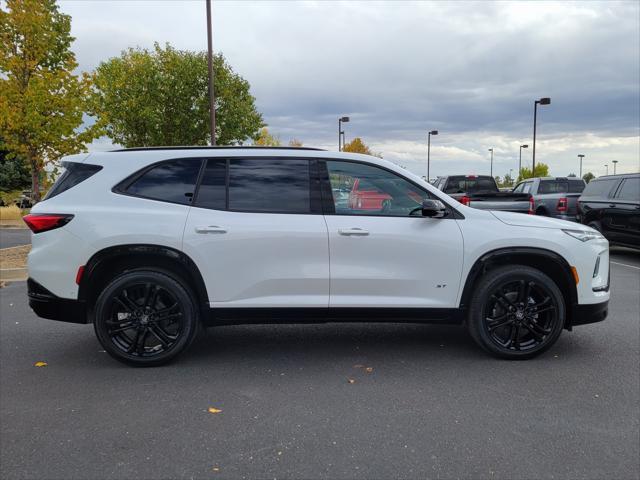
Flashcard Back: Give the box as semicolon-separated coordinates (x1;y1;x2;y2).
577;173;640;249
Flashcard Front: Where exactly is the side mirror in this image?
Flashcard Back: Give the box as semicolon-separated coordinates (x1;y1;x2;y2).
422;199;447;218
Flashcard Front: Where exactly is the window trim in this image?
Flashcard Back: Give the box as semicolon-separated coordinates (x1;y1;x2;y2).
319;159;463;219
112;157;206;207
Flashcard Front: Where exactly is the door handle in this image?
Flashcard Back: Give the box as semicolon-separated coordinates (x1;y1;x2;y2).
609;204;616;208
338;228;369;236
195;225;227;234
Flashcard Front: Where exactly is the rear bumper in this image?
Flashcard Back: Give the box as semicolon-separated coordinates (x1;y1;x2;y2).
27;278;87;324
570;300;609;327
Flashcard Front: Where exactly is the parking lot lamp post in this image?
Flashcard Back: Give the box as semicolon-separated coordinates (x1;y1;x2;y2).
605;164;608;175
532;97;551;175
612;160;618;174
427;130;438;181
578;154;585;177
338;116;350;151
509;168;513;186
519;144;528;177
206;0;216;145
488;148;494;177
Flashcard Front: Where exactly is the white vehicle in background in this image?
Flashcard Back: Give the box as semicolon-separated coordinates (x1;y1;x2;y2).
24;147;609;366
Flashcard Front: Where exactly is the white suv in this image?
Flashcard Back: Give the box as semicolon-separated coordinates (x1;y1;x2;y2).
24;147;610;366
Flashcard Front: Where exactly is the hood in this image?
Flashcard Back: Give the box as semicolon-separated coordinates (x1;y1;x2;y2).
490;210;583;230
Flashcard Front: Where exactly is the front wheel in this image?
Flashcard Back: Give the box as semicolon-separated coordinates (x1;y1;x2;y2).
467;265;565;359
94;270;200;367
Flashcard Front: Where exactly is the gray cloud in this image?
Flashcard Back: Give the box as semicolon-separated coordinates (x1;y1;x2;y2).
61;0;639;177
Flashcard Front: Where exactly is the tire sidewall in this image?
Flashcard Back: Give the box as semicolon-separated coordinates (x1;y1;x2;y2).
468;265;565;359
94;270;199;367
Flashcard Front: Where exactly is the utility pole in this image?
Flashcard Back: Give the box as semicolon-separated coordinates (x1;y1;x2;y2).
206;0;216;145
612;160;618;174
427;130;438;181
488;148;494;177
532;97;551;175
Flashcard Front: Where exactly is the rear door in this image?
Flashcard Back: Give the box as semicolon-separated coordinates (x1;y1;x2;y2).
183;157;330;308
322;160;464;308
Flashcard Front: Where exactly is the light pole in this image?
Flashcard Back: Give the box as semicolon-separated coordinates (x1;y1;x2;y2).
519;144;528;178
605;164;608;175
578;154;585;177
488;148;494;177
532;97;551;175
338;116;349;151
206;0;216;145
509;168;513;186
427;130;438;181
612;160;618;174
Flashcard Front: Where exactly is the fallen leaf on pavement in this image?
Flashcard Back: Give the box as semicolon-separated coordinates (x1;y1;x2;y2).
365;367;373;373
208;407;222;414
347;378;356;384
34;361;48;367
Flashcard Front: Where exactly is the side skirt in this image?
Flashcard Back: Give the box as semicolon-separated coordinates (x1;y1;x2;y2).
205;307;465;327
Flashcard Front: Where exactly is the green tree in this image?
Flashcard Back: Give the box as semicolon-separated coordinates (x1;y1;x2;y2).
517;162;550;182
92;43;264;147
582;172;595;183
288;138;303;147
0;0;99;201
0;140;30;192
253;127;280;146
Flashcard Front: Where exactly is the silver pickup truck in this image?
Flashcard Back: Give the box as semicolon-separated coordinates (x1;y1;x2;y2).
513;177;586;221
433;175;531;213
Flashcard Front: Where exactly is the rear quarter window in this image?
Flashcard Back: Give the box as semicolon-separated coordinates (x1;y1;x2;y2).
122;158;203;205
615;177;640;201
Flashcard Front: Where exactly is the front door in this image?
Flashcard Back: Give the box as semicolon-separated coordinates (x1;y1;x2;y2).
183;157;329;308
322;160;464;308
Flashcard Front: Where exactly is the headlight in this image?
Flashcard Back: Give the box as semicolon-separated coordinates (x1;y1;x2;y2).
562;229;604;242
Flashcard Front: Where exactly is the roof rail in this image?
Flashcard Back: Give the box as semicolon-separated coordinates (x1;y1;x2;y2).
110;146;326;152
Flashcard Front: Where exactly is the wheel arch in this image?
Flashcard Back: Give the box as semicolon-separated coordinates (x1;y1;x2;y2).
78;244;209;320
459;247;578;329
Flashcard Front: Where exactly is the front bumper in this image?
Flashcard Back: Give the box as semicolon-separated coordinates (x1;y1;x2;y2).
28;278;87;324
570;300;609;327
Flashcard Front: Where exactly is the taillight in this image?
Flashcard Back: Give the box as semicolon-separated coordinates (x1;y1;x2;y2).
23;214;73;234
528;197;535;214
460;195;471;206
557;197;568;212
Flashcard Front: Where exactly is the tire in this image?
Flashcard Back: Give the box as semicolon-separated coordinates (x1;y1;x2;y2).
536;208;549;216
94;270;200;367
467;265;565;359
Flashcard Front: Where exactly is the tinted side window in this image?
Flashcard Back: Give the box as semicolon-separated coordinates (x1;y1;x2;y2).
582;178;619;198
195;159;227;210
45;162;102;200
616;177;640;201
228;158;310;213
125;159;202;205
513;182;524;193
522;182;533;194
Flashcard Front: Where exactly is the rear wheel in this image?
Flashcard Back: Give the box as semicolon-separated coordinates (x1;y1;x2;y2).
467;265;565;359
94;270;200;366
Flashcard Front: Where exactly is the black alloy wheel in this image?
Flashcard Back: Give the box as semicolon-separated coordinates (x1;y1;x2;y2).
467;265;565;359
94;270;199;366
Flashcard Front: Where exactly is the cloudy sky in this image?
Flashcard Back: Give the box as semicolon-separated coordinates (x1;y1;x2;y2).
59;0;639;179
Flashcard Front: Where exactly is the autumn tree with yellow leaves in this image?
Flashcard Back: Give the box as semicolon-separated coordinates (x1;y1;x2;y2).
0;0;99;201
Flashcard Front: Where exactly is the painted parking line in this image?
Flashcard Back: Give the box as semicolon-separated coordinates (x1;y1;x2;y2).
610;261;640;270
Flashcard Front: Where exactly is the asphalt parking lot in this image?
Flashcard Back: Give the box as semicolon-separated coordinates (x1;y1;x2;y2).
0;250;638;480
0;228;30;249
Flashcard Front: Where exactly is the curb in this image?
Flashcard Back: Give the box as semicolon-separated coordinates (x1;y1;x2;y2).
0;268;27;281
